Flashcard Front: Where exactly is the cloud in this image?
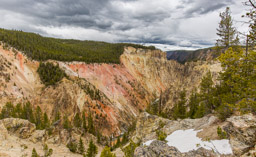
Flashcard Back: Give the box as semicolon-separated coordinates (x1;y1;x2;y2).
0;0;248;50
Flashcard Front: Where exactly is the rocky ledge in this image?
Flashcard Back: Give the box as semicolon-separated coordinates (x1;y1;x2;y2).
132;112;256;157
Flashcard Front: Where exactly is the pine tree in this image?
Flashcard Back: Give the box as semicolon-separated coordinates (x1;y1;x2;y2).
97;131;102;144
15;103;22;118
216;7;239;48
188;90;200;118
116;137;120;148
0;102;15;119
200;71;215;112
43;144;53;157
82;112;87;132
67;141;77;153
100;146;116;157
35;106;42;129
86;140;98;157
23;102;35;123
74;113;82;128
173;90;187;119
63;115;71;130
54;111;61;123
43;112;50;129
88;112;94;135
78;137;85;154
217;47;256;115
31;148;39;157
244;0;256;47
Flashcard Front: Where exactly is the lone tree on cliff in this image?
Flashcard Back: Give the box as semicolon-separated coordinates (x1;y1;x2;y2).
216;7;239;48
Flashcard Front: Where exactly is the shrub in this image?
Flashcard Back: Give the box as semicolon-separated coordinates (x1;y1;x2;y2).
156;130;167;141
217;126;227;139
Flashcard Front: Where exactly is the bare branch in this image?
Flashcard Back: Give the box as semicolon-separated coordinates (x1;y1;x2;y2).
249;0;256;9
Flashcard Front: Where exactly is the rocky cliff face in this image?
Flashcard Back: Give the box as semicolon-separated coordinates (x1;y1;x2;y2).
0;45;221;136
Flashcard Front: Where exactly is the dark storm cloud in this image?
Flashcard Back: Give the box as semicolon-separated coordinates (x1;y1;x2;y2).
0;0;246;50
0;0;112;29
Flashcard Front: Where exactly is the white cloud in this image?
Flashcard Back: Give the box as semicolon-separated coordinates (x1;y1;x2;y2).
0;0;249;51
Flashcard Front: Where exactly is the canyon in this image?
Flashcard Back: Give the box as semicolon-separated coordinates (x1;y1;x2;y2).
3;44;251;157
0;45;221;136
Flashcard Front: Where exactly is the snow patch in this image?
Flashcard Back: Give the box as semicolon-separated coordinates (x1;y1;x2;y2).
143;140;154;146
143;129;233;155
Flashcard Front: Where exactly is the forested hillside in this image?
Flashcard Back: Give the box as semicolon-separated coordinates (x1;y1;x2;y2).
166;47;221;64
0;28;155;64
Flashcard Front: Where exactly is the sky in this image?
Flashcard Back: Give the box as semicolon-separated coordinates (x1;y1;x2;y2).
0;0;250;51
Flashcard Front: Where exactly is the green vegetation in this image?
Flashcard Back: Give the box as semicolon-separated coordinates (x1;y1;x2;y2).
0;102;50;130
85;140;98;157
74;113;82;128
43;144;53;157
87;112;95;135
172;46;255;120
156;130;167;141
172;89;187;120
0;28;155;64
147;5;256;121
37;62;67;86
100;147;116;157
31;148;39;157
63;115;72;130
78;137;85;154
122;140;140;157
67;141;77;153
146;94;167;118
216;7;239;48
217;126;227;139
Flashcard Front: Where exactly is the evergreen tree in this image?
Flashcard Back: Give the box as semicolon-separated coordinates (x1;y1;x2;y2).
100;146;116;157
217;47;256;116
88;112;95;135
67;141;77;153
54;111;61;123
200;71;215;112
86;140;98;157
43;144;53;157
82;112;87;132
31;148;39;157
188;90;200;118
172;90;187;119
63;115;72;130
122;140;139;157
216;7;239;48
244;0;256;47
78;137;85;154
43;112;50;129
96;131;102;144
15;103;22;118
194;103;206;118
74;113;82;128
0;102;15;119
116;137;120;148
35;106;42;129
23;102;35;123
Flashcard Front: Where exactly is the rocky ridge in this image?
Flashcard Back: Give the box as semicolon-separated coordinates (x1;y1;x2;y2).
132;112;256;157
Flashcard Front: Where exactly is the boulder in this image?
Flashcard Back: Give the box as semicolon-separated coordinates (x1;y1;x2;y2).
0;118;36;139
29;130;46;143
224;114;256;156
134;140;229;157
134;140;182;157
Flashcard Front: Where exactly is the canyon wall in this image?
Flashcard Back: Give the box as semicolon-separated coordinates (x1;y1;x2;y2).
0;46;221;136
